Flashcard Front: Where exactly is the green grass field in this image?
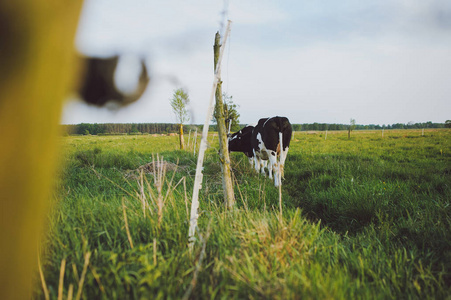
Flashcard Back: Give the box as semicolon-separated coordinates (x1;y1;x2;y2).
35;129;451;299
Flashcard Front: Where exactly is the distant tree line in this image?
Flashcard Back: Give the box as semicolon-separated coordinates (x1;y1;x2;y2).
62;121;447;135
292;121;446;131
62;123;205;135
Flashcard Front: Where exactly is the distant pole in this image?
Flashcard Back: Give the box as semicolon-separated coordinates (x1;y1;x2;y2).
193;129;198;155
188;130;191;149
422;128;424;136
188;21;232;249
382;128;384;138
325;130;328;141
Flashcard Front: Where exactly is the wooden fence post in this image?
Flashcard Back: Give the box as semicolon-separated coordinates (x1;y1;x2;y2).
214;30;235;210
188;21;232;249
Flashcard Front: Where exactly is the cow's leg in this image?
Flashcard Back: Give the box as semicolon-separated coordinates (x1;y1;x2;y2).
267;149;278;181
248;156;254;167
260;159;267;175
267;159;273;179
253;156;261;173
268;151;280;186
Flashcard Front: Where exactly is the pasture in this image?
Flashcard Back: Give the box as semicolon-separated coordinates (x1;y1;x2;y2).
35;129;451;299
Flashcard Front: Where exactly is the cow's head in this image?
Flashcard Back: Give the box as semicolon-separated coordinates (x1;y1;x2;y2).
228;126;254;157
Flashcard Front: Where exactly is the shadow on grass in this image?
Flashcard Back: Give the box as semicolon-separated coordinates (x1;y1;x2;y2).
282;153;451;257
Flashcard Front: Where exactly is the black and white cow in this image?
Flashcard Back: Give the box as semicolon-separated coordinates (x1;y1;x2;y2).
251;116;292;186
228;116;292;186
228;125;270;174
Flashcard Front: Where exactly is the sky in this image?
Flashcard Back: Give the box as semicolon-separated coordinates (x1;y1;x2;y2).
62;0;451;126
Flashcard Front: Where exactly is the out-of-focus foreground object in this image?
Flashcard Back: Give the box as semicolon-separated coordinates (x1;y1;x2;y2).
78;55;150;106
0;1;83;299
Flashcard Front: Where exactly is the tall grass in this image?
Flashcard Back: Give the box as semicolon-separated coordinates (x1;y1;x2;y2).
35;130;451;299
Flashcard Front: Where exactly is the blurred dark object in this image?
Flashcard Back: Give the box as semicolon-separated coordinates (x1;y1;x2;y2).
79;55;150;106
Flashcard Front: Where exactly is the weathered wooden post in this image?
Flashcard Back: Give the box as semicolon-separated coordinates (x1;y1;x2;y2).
214;31;235;210
188;21;232;249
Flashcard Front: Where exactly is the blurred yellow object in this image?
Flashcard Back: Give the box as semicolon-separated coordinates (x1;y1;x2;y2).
0;1;83;299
